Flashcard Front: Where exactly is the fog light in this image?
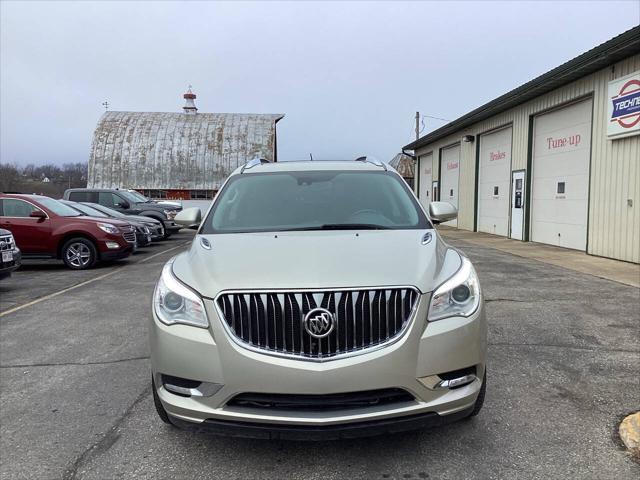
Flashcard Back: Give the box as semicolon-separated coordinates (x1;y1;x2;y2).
105;241;120;249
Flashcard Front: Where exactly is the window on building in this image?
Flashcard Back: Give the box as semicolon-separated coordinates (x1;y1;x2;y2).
493;186;499;196
557;182;565;194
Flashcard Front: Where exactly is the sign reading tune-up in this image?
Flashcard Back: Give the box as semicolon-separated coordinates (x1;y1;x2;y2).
607;70;640;139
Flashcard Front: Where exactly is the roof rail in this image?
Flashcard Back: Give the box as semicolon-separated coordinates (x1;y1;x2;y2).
240;157;271;173
355;156;387;171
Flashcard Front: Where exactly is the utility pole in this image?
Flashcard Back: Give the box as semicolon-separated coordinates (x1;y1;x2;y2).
415;111;420;141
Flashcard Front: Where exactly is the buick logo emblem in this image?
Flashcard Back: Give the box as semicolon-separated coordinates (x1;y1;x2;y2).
303;308;335;339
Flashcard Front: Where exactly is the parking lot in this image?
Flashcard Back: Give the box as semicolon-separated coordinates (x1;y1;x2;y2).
1;229;638;479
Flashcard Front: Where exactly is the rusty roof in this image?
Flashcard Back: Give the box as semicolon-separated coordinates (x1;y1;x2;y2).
388;152;415;178
87;111;284;190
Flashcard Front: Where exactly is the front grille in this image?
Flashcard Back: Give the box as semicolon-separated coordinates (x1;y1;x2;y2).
227;388;415;412
122;230;136;243
216;288;419;360
0;235;14;251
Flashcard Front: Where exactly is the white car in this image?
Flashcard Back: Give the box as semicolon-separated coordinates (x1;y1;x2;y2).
149;158;486;439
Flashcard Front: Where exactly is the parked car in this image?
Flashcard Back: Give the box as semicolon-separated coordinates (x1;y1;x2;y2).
63;188;181;238
76;202;165;241
149;159;486;439
60;200;153;248
0;228;21;280
0;194;136;270
124;190;183;210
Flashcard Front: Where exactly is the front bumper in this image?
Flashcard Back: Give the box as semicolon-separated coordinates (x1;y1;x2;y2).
99;245;134;261
150;294;486;435
0;248;21;279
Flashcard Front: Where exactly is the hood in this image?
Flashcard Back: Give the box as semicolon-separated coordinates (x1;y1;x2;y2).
74;216;131;227
123;215;159;225
172;229;462;298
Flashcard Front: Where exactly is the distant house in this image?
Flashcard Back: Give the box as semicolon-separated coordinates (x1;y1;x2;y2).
389;153;415;189
41;176;50;183
87;88;284;199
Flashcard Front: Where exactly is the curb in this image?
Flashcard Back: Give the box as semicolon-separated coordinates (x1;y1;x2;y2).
619;412;640;459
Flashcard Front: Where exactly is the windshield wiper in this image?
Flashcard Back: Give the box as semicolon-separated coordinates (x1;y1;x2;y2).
280;223;391;232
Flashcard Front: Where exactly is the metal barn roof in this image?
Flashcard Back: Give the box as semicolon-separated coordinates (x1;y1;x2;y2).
88;111;284;190
404;25;640;151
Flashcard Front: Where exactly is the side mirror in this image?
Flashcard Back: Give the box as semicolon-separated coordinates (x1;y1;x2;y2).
429;201;457;224
115;200;130;209
175;207;202;228
29;210;46;219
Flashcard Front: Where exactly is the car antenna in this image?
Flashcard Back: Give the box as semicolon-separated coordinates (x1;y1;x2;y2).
309;153;313;161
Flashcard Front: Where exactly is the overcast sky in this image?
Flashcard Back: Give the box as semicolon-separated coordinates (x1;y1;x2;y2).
1;1;639;166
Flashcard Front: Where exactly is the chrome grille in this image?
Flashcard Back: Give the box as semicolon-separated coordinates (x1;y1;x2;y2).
122;229;136;243
216;288;420;360
0;235;14;251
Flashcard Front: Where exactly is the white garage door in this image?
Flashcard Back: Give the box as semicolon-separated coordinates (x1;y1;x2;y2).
418;152;433;212
478;126;512;236
531;99;592;250
440;144;460;227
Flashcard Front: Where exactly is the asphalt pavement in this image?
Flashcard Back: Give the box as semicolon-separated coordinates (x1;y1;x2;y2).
1;229;638;479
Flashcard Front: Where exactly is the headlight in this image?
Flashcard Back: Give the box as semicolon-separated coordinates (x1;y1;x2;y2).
97;222;119;234
153;261;208;328
428;255;480;321
163;209;177;219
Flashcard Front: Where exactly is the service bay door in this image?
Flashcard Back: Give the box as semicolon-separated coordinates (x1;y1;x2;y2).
418;152;433;212
478;126;512;236
531;99;592;251
440;144;460;227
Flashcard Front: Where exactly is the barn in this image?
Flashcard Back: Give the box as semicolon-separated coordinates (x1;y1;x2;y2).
87;89;284;199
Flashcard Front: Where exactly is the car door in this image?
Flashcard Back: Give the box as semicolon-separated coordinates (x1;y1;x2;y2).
0;199;52;254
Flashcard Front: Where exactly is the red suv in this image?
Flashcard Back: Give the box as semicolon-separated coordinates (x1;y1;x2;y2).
0;194;136;269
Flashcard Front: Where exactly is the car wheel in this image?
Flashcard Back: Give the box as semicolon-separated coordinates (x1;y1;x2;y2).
152;376;173;425
468;371;486;417
61;238;97;270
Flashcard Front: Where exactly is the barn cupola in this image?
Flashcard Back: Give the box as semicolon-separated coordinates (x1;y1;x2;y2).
183;86;197;114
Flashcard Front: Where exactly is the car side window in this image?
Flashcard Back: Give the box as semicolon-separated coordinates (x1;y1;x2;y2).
69;191;88;202
0;199;41;217
98;192;122;208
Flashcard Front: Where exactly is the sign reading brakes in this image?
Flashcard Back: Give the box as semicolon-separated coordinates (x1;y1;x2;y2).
607;70;640;139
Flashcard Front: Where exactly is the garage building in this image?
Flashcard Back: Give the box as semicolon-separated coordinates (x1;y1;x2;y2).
404;27;640;264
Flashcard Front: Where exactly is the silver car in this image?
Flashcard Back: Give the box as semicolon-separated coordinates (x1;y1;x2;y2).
150;158;486;439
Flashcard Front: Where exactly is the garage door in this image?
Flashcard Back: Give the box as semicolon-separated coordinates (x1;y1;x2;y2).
531;99;592;250
478;126;512;236
418;152;433;212
440;144;460;227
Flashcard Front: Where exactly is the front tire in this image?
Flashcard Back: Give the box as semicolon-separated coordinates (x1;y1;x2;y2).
468;371;486;417
61;238;97;270
152;377;173;425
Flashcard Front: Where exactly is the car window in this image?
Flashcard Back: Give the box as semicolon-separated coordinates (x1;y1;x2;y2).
68;191;89;202
68;202;108;217
35;197;82;216
98;192;126;208
0;199;41;217
203;170;430;234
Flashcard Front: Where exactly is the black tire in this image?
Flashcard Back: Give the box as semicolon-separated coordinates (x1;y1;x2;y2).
157;220;172;239
469;371;486;417
61;237;98;270
152;376;173;425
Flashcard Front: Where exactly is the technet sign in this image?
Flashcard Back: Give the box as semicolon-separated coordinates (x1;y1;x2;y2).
608;70;640;139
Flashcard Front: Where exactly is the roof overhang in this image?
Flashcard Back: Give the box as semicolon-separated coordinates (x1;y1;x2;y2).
404;25;640;151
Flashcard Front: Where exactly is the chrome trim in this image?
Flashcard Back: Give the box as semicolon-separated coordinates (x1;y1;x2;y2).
240;157;271;173
164;381;222;397
434;374;477;390
212;286;422;363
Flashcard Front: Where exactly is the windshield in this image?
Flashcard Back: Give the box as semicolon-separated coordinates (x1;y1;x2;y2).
37;197;82;217
119;191;144;203
126;190;149;202
201;170;430;234
66;202;108;217
85;203;126;218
